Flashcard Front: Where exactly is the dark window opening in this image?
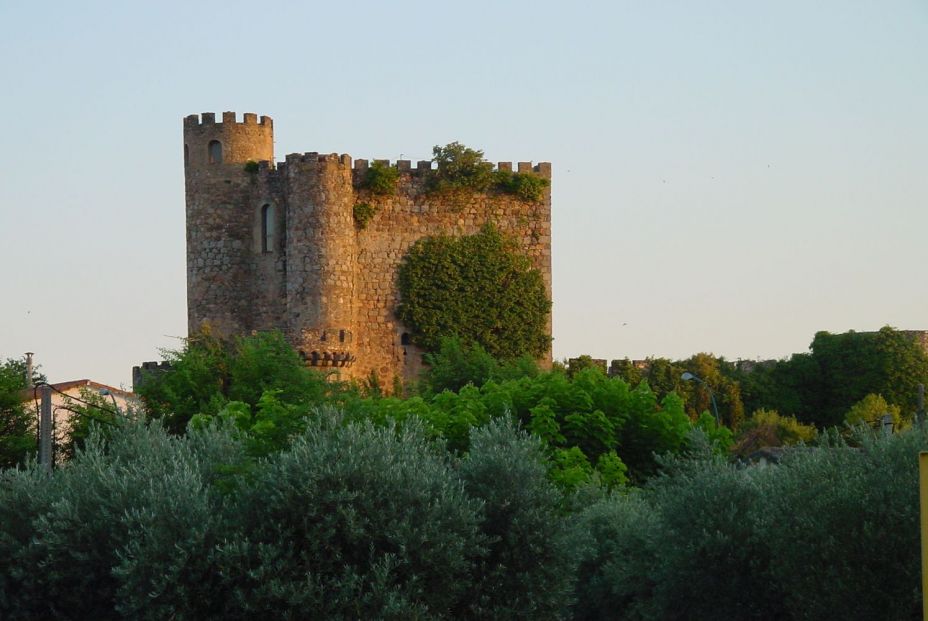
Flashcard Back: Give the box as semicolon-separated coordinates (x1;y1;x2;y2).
261;204;274;253
184;144;189;165
208;140;223;164
339;329;346;343
401;333;411;346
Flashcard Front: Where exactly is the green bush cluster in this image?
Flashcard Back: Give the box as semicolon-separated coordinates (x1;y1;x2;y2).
4;407;927;619
494;169;550;202
360;160;400;195
397;224;550;360
343;338;729;486
731;408;817;457
0;416;576;620
571;427;926;620
137;329;335;437
428;142;548;201
429;142;495;194
137;333;725;486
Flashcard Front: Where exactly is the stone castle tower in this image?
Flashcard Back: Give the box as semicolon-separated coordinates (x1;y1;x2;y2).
183;111;551;386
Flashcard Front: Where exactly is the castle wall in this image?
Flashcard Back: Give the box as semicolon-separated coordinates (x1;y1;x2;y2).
184;112;552;391
349;160;552;386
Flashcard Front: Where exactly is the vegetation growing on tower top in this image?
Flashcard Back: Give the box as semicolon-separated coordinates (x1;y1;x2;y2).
429;141;549;202
359;160;400;195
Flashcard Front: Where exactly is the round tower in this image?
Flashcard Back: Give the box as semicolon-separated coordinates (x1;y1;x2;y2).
183;111;273;168
183;112;276;338
282;152;358;375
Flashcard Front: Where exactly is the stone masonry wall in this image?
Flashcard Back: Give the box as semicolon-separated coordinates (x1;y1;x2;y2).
349;159;552;387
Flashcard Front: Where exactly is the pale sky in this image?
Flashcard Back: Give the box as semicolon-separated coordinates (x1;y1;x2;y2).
1;1;926;389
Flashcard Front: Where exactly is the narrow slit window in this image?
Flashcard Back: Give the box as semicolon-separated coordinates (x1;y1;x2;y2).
208;140;223;164
339;330;346;343
401;333;411;345
261;204;275;253
184;144;189;165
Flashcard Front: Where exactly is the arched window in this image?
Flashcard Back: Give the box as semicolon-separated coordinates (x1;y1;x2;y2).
208;140;223;164
261;204;275;253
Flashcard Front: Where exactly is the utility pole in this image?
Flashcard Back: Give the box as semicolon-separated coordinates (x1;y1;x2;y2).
39;384;52;474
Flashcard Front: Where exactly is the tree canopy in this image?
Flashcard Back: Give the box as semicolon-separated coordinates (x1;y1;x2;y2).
0;359;39;469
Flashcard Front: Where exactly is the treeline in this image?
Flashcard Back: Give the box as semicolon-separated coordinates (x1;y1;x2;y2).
0;410;923;619
606;326;928;430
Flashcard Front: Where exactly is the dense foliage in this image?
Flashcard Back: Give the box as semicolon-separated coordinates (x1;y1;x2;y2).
136;330;335;435
570;426;927;620
429;142;495;194
0;359;39;469
428;141;549;201
397;224;550;360
0;415;577;620
5;328;928;618
731;409;817;457
3;406;927;618
609;353;746;428
608;327;928;431
360;160;400;195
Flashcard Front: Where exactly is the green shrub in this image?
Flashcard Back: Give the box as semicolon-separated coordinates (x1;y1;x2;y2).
138;330;332;435
428;142;495;194
423;337;501;393
844;393;905;429
733;408;817;457
0;422;240;620
361;160;400;195
493;170;549;202
214;411;483;618
571;492;660;621
243;160;259;173
761;429;924;620
458;418;577;618
352;202;378;229
643;455;786;621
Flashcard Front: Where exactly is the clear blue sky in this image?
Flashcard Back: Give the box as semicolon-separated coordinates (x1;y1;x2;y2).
1;1;926;388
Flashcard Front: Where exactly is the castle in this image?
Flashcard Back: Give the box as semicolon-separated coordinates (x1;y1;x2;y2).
183;112;552;387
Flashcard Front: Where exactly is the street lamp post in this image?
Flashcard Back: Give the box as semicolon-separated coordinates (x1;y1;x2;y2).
681;372;721;426
99;388;120;416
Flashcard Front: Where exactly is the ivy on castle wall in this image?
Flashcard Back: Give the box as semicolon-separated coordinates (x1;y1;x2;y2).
396;224;550;360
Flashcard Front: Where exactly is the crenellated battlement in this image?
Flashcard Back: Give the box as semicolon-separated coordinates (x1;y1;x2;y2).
184;111;273;129
350;158;552;178
283;152;352;166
